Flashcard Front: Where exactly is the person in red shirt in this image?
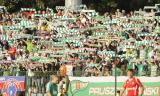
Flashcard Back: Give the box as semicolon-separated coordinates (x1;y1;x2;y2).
8;45;16;60
56;9;63;16
120;69;144;96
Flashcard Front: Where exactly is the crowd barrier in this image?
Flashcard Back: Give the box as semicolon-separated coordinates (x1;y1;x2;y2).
1;76;159;96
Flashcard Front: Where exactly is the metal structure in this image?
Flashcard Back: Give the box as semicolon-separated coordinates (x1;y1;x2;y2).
65;0;82;10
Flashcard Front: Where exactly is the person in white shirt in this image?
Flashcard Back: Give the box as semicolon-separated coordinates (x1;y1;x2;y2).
66;63;73;76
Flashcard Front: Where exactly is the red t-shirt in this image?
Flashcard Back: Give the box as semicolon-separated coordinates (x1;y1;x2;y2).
0;80;2;89
123;77;143;96
8;47;16;57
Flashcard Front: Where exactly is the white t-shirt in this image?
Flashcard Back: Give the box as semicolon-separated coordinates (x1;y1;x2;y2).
28;69;34;77
81;18;86;24
151;65;157;77
66;65;73;76
139;50;146;59
148;50;153;59
7;56;11;61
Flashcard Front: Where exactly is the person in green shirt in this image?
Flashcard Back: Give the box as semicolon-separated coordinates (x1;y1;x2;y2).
23;39;33;53
26;40;33;53
46;75;59;96
136;63;145;76
112;64;121;76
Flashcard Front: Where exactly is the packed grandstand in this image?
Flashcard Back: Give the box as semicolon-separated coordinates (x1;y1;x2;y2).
0;4;160;96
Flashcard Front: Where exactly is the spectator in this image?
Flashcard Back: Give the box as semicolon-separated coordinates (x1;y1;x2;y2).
112;63;121;76
0;6;159;95
46;75;59;96
148;60;158;77
59;63;67;77
8;44;16;60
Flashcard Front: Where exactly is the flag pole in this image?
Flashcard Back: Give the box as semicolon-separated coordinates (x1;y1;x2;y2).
115;64;117;96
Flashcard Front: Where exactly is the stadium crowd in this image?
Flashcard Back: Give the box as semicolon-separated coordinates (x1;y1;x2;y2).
0;6;160;95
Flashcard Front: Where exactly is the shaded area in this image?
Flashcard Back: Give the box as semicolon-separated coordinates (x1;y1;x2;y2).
0;0;160;13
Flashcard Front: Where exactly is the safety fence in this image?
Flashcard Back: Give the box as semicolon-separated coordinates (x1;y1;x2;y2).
0;70;160;96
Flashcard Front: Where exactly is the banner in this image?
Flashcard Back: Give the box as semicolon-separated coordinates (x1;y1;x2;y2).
0;76;25;96
68;76;160;96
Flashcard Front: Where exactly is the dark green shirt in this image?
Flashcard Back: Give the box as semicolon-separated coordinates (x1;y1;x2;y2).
46;82;58;96
112;68;121;76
